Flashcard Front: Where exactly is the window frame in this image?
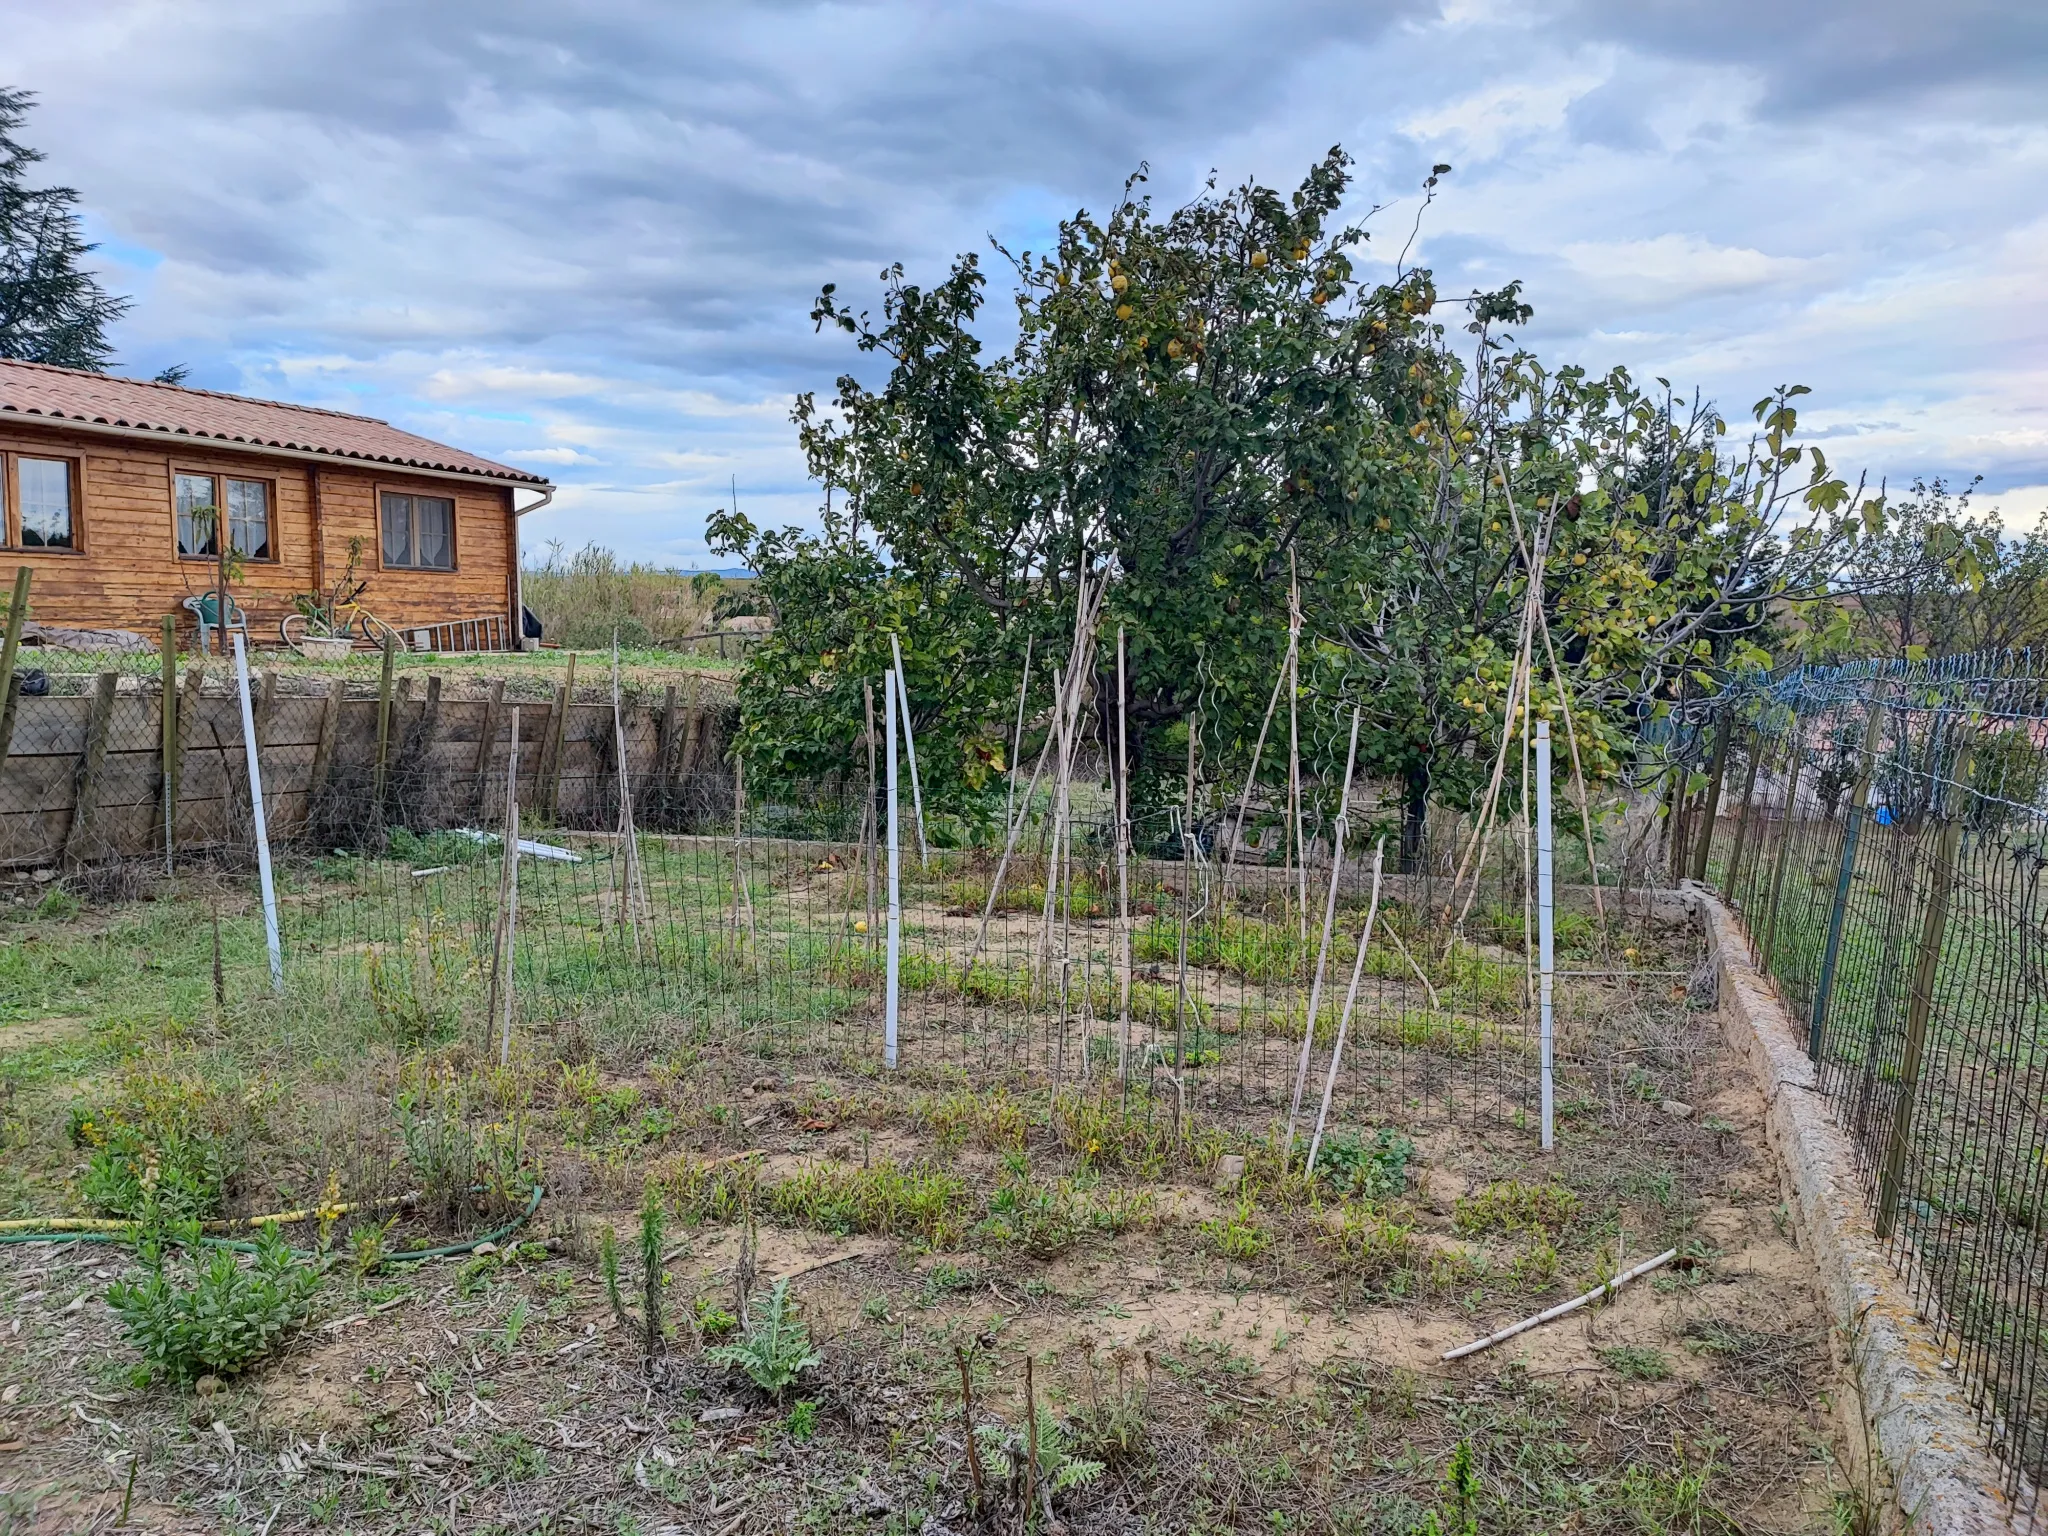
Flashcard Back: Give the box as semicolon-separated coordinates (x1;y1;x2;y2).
171;466;280;564
0;448;86;554
375;483;460;573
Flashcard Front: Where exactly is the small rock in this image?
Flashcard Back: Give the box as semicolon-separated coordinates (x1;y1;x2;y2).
195;1374;222;1398
1661;1099;1694;1120
749;1075;779;1095
30;869;55;884
698;1406;745;1425
1212;1154;1247;1193
472;1241;497;1255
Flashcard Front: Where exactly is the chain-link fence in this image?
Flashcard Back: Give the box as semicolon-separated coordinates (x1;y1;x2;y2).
1673;651;2048;1504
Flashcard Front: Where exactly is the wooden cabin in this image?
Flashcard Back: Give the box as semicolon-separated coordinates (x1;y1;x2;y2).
0;359;553;649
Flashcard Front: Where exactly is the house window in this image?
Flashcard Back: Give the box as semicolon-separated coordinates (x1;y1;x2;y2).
0;452;81;549
380;491;455;570
18;457;75;547
174;470;274;559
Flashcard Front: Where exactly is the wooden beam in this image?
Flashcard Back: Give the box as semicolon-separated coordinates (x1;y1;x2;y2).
544;653;577;821
160;615;178;868
308;676;345;802
63;671;120;869
373;633;397;811
0;565;31;773
475;679;505;814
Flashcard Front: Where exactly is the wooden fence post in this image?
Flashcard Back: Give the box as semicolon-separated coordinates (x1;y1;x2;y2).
373;633;397;812
1875;735;1972;1239
64;671;120;869
475;679;505;815
309;676;344;801
160;616;178;871
0;565;31;772
1688;713;1733;884
545;653;577;821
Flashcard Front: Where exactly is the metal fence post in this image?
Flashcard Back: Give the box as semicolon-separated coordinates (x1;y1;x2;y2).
1808;702;1886;1061
1688;713;1733;884
1875;735;1971;1240
1536;719;1555;1151
1723;724;1764;903
1760;726;1805;974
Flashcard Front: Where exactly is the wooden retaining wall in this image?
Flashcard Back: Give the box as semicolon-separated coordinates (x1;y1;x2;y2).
0;669;734;869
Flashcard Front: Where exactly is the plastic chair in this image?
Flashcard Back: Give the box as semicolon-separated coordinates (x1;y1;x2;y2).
182;589;249;654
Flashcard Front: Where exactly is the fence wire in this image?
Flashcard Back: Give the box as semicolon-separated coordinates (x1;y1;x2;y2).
1680;650;2048;1506
0;653;1690;1156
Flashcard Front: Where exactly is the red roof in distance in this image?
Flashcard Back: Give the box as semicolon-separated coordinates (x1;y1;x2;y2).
0;359;550;486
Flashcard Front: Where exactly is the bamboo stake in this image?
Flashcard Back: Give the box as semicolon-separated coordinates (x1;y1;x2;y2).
1221;628;1294;909
863;681;880;948
160;614;178;874
610;634;649;956
488;708;522;1057
1283;707;1363;1162
1287;564;1305;940
1116;626;1133;1081
1442;1248;1680;1361
1307;836;1386;1175
1005;634;1033;842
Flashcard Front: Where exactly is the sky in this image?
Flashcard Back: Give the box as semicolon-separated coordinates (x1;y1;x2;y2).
7;0;2046;565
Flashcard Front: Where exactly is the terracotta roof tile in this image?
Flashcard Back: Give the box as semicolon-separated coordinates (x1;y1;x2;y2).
0;359;550;486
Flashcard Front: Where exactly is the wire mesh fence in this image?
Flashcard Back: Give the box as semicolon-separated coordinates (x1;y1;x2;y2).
0;646;1695;1155
1679;650;2048;1505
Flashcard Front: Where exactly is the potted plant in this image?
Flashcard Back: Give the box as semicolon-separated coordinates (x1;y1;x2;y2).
283;538;368;659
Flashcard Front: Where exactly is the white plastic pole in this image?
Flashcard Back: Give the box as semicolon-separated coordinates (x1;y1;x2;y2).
230;632;283;995
1536;718;1555;1151
888;632;928;864
884;667;901;1069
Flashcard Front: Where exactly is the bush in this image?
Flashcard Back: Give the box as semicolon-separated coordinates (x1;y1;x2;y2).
1313;1128;1414;1201
70;1071;265;1222
107;1222;321;1384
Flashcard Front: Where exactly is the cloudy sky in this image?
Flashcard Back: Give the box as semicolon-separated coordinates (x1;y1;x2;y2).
8;0;2045;564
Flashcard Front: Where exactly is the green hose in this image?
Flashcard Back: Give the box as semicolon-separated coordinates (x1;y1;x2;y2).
0;1183;545;1268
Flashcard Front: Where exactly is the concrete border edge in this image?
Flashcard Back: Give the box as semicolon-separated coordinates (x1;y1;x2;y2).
1691;883;2026;1534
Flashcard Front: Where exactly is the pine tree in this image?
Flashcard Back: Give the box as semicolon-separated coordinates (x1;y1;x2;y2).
0;87;128;372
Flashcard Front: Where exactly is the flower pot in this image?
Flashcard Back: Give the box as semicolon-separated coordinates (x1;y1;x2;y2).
298;636;354;662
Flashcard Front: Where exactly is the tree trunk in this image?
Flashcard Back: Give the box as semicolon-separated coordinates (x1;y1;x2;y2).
1400;761;1431;874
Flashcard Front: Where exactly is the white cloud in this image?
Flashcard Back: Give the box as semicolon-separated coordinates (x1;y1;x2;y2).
5;0;2043;563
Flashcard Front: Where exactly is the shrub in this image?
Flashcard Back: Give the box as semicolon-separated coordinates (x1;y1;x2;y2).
1313;1128;1415;1201
70;1072;265;1222
107;1222;320;1384
705;1279;821;1399
1599;1345;1671;1381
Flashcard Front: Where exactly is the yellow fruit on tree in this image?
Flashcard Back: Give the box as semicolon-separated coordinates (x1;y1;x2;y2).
1111;274;1129;293
1116;303;1133;321
855;920;869;934
1166;338;1182;357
